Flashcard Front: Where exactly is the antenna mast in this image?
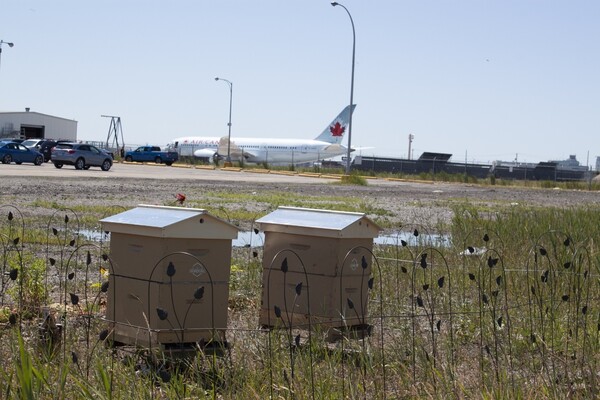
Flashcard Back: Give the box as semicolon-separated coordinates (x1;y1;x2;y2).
101;115;125;157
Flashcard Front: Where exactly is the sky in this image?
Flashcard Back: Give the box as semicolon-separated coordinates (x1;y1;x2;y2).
1;1;599;165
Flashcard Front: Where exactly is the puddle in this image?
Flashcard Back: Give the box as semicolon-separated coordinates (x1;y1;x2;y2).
233;230;264;248
77;229;263;248
78;229;450;248
236;230;451;248
78;229;110;242
375;232;450;247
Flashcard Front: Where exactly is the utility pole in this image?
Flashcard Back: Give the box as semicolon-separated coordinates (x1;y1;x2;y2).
408;134;414;160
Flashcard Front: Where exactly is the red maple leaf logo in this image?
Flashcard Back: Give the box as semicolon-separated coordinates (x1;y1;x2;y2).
329;122;345;137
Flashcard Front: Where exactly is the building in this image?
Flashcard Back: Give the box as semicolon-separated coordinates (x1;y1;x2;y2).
549;155;588;172
352;152;591;182
0;108;77;141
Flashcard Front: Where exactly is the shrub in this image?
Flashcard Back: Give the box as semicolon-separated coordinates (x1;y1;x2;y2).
340;174;368;186
7;254;48;318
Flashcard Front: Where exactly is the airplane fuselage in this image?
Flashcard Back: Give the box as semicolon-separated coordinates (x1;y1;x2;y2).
170;136;347;164
171;137;220;157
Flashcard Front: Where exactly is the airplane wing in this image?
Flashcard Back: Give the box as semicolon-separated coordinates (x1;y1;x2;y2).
218;137;259;161
322;143;347;154
322;144;374;156
218;137;239;157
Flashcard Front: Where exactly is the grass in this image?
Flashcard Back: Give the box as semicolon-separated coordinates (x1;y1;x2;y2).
184;189;393;225
1;192;600;398
224;159;600;190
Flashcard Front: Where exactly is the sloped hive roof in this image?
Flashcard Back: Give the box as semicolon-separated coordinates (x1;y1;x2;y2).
256;206;382;239
100;204;239;239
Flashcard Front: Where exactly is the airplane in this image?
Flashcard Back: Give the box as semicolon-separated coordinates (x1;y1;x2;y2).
167;105;355;165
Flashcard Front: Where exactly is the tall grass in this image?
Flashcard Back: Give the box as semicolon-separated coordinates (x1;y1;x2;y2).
1;200;600;398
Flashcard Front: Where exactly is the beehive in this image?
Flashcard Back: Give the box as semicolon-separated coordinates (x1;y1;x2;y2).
256;207;382;331
100;205;238;347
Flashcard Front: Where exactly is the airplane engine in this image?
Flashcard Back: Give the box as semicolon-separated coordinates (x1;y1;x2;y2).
193;149;218;159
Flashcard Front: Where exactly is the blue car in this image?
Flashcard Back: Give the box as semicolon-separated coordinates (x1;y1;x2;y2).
0;141;44;165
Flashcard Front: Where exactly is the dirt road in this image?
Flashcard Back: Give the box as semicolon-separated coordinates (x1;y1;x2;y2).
1;162;599;230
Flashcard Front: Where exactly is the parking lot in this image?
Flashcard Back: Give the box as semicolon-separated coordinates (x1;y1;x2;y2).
0;161;332;183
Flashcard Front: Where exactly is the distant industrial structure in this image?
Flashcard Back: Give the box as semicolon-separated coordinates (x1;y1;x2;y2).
352;152;596;182
549;155;589;172
0;109;77;141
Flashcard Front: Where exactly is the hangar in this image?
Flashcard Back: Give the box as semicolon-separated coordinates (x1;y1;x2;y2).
0;108;77;141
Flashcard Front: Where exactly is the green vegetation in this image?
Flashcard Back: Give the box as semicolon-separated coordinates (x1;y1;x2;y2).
451;202;600;248
1;197;600;398
185;189;392;223
339;174;368;185
6;254;48;317
168;155;600;190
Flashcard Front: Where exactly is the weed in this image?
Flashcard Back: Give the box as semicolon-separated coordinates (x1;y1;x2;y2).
340;174;368;185
2;198;600;398
5;254;48;318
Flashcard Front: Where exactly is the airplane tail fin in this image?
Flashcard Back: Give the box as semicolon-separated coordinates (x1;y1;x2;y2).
314;104;356;144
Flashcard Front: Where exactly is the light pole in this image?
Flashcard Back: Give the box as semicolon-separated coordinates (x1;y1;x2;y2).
331;2;355;175
215;77;233;165
0;40;15;77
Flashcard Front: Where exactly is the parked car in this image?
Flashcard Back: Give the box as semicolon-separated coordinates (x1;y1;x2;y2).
0;137;26;144
22;139;58;162
51;143;113;171
21;138;43;148
0;141;44;165
124;146;179;166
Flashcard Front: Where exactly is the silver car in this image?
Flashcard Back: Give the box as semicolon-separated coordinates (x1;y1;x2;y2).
51;143;113;171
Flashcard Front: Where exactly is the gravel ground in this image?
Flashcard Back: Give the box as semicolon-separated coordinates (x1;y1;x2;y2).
2;172;600;231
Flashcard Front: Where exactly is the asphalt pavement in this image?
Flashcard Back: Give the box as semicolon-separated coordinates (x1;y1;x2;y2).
0;161;406;186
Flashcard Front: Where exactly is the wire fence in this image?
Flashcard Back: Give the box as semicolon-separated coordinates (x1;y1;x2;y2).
1;204;599;398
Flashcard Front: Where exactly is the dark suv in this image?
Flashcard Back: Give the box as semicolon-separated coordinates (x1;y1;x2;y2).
22;139;58;162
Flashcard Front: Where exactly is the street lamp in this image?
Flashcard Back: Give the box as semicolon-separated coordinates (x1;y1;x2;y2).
331;2;355;175
215;77;233;165
0;40;15;76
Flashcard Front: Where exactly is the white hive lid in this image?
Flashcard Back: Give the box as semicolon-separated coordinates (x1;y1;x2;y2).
256;206;382;239
100;204;239;239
